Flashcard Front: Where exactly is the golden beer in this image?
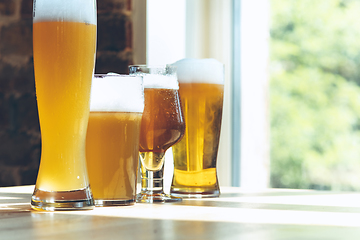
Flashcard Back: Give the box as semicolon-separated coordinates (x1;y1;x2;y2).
33;21;96;191
86;112;142;204
31;0;97;210
171;59;224;198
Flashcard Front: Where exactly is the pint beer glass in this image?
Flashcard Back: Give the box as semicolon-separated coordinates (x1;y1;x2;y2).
31;0;97;210
170;59;224;198
86;74;144;206
129;66;185;203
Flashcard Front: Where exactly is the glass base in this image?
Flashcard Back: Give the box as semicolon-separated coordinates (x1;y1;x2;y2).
136;192;182;203
137;157;182;203
170;187;220;198
94;199;135;207
31;186;94;211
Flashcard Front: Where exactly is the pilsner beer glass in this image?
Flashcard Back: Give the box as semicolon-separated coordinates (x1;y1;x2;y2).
86;74;144;206
129;65;185;203
170;59;224;198
31;0;97;210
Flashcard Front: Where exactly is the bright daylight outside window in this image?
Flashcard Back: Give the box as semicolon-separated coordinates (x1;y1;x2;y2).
270;0;360;191
138;0;233;187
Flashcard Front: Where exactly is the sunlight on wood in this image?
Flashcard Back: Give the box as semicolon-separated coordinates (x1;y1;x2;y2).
0;185;34;194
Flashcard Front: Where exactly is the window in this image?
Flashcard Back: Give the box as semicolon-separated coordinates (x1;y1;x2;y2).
133;0;271;188
270;0;360;191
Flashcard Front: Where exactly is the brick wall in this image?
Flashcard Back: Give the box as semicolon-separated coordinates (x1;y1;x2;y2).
0;0;134;187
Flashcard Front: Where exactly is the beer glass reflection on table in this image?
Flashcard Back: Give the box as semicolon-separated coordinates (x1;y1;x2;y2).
170;59;224;198
31;0;97;210
86;74;144;206
129;65;185;203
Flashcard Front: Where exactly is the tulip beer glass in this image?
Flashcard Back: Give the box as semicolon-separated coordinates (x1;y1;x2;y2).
31;0;97;210
86;74;144;206
129;66;185;203
170;59;224;198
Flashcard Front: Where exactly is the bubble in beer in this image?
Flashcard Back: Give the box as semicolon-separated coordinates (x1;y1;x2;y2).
90;74;144;113
33;0;96;24
172;58;224;85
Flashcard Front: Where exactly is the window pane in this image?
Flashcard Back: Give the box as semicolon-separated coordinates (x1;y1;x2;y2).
270;0;360;190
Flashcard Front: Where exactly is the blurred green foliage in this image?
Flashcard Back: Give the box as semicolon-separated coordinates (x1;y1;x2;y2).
270;0;360;190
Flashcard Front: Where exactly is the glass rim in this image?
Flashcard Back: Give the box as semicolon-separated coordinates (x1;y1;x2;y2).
94;73;141;78
128;64;176;68
128;65;177;72
128;65;177;76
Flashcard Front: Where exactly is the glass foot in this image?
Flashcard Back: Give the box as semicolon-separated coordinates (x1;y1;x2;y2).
170;187;220;198
31;186;94;211
136;192;182;203
94;199;135;207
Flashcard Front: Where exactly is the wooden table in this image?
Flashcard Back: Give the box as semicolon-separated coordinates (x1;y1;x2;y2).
1;185;360;239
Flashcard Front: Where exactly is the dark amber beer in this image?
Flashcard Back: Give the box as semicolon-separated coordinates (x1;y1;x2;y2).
171;59;224;198
31;0;97;210
129;65;185;203
86;74;144;206
139;88;185;171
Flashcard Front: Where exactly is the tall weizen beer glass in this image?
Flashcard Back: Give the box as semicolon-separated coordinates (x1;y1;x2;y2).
129;66;185;203
170;59;224;198
86;74;144;206
31;0;97;210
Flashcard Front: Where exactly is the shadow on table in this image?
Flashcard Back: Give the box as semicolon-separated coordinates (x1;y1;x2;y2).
5;210;360;240
0;192;32;203
0;192;32;214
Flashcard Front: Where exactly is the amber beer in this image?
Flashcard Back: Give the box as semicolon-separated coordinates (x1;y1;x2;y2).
129;66;185;203
171;59;224;198
86;74;144;206
31;0;97;210
139;88;185;170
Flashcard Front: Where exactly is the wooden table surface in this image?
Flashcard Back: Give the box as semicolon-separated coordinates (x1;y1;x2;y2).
1;185;360;240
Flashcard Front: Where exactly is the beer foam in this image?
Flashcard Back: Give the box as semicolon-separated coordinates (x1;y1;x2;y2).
129;66;179;89
171;58;224;85
90;74;144;113
142;75;179;89
33;0;97;24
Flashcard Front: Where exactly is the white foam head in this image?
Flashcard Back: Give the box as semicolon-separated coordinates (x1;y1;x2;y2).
33;0;97;24
142;75;178;89
90;74;144;113
171;58;224;85
129;66;179;89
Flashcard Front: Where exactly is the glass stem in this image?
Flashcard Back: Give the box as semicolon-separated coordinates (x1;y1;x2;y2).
137;151;182;203
140;156;165;195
